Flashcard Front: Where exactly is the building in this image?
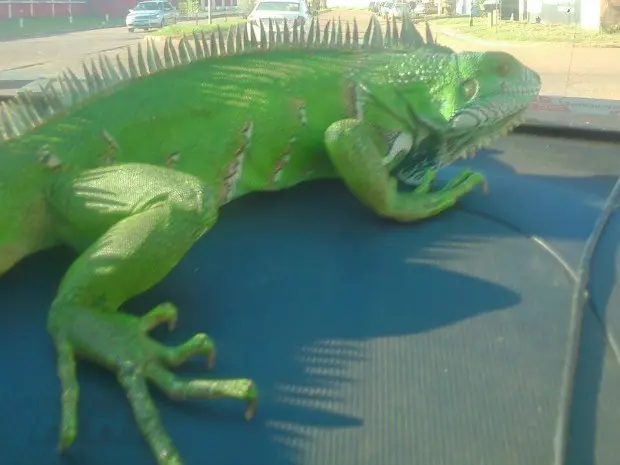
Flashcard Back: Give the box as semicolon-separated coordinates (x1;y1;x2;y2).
454;0;613;30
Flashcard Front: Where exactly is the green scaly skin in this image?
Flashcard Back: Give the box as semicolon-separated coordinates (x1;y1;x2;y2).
0;14;541;465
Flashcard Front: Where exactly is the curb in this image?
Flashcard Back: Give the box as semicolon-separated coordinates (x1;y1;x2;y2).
436;28;534;47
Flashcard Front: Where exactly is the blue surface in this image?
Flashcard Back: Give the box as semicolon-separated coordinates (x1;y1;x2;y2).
1;160;619;465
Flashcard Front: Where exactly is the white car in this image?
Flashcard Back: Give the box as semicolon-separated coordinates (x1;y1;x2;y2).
126;1;179;32
413;2;429;15
379;2;394;17
385;2;409;19
247;0;314;34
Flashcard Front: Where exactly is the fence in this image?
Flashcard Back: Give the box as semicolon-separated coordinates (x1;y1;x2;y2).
0;0;87;19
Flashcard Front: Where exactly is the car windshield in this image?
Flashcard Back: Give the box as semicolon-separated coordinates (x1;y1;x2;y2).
134;2;162;10
255;1;299;12
2;4;620;465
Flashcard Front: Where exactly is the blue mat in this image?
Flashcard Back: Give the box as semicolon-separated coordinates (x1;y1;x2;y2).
1;160;619;465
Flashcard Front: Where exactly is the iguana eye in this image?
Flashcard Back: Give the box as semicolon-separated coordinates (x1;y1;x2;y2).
498;62;511;76
462;79;479;101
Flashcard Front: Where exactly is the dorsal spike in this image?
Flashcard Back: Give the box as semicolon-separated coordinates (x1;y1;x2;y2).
66;68;88;97
169;38;181;65
100;55;117;84
163;38;174;67
392;15;399;45
22;90;43;124
274;20;282;47
192;31;205;59
200;31;211;57
217;25;225;54
126;49;140;78
425;21;434;44
152;38;165;69
184;34;197;61
370;15;383;49
321;20;331;46
400;11;424;47
362;18;372;48
329;18;337;46
292;18;300;45
234;24;243;53
344;21;351;45
259;20;267;49
1;101;24;136
352;17;359;48
306;17;315;47
248;20;258;48
384;18;392;47
115;53;130;81
82;62;97;93
60;71;81;102
14;96;36;128
36;83;59;116
136;43;149;75
0;103;14;140
89;59;104;91
268;19;275;49
283;19;291;45
298;18;306;46
209;32;219;57
178;35;191;64
226;25;235;54
145;38;158;72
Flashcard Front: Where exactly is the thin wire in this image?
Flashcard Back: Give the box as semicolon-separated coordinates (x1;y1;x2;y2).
553;175;620;465
563;11;578;96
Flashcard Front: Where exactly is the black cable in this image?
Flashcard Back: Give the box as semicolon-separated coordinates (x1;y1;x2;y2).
553;171;620;465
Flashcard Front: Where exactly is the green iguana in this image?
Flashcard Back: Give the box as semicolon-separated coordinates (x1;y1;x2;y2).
0;13;540;465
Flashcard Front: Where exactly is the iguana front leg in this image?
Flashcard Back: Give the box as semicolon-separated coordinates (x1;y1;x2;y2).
46;163;256;465
324;119;485;222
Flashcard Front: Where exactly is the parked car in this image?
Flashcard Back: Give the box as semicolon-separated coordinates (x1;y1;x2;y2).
368;1;381;13
247;0;314;33
379;1;394;17
385;2;409;20
125;0;178;32
413;2;428;15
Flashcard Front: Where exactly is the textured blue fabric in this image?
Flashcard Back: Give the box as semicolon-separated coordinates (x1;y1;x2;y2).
1;162;618;465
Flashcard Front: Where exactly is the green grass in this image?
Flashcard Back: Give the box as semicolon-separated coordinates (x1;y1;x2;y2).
0;16;124;40
429;16;620;47
150;19;248;37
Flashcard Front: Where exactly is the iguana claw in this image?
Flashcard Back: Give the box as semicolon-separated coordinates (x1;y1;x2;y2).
48;301;257;465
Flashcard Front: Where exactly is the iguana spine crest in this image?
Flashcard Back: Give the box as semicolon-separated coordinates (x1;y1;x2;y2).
0;15;436;146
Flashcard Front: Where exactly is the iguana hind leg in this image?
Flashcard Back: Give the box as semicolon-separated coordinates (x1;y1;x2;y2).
46;163;256;465
324;119;486;222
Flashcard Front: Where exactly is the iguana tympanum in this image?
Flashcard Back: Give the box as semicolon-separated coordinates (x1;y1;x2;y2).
0;13;541;465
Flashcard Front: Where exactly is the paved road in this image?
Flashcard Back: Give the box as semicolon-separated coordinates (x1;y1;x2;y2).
0;18;234;91
1;10;619;101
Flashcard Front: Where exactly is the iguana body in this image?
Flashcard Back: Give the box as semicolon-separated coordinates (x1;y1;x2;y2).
0;14;540;465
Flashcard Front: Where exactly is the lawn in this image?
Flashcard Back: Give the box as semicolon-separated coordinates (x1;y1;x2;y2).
428;16;620;47
0;16;124;40
150;19;248;37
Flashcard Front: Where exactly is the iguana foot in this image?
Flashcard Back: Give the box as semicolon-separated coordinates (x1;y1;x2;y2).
48;302;257;465
325;119;487;222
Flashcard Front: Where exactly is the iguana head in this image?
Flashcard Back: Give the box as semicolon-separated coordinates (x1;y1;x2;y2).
355;49;541;183
0;146;58;276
